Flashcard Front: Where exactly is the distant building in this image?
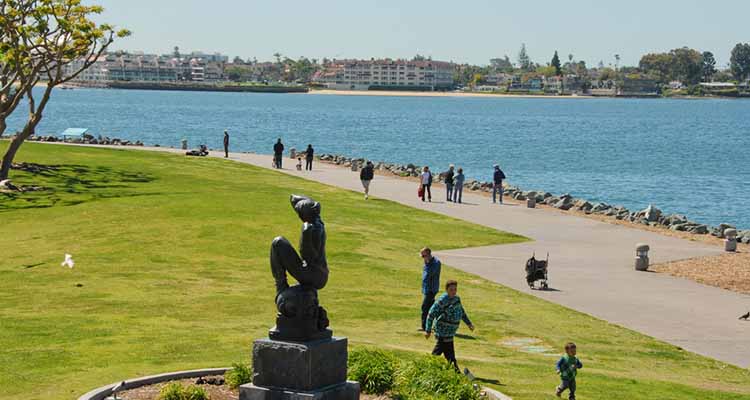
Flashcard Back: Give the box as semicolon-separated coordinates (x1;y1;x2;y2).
314;59;454;90
64;51;228;83
668;81;684;90
619;78;659;97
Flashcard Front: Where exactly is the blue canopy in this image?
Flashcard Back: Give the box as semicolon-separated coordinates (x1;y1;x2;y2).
61;128;88;138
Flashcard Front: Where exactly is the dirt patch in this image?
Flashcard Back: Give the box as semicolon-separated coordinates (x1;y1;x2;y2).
119;376;237;400
651;251;750;295
117;376;392;400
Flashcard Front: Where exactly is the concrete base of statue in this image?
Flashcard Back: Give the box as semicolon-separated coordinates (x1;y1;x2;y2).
239;337;359;400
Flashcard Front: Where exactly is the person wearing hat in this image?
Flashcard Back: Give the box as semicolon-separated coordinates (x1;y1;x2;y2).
223;130;230;158
444;165;455;202
492;164;506;204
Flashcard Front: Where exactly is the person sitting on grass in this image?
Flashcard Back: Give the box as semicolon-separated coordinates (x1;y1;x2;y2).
425;280;474;372
555;342;583;400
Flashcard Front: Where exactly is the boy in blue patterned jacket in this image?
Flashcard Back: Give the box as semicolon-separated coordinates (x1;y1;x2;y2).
556;342;583;399
425;280;474;371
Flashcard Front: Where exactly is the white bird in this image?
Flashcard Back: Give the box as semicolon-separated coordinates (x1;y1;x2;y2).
61;254;75;269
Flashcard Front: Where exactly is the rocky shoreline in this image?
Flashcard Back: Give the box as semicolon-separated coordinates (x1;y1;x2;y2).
318;153;750;244
27;133;147;147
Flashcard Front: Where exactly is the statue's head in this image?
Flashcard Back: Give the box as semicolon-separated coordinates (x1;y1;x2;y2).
290;195;320;222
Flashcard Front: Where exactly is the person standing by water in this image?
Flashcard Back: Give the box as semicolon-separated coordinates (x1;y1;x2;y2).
420;166;433;202
444;165;455;202
273;138;284;169
419;247;441;331
305;144;314;171
492;164;506;204
223;130;230;158
454;168;465;204
360;161;374;199
425;280;474;372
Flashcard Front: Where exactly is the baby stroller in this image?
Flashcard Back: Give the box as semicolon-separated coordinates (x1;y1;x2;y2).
525;253;549;290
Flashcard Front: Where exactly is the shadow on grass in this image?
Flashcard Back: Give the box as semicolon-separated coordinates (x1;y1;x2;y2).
0;163;157;212
474;376;504;386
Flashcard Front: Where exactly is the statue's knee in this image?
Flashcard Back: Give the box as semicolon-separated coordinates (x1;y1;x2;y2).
272;236;287;248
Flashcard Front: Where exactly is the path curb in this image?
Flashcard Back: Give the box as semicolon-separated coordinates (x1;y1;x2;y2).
77;367;230;400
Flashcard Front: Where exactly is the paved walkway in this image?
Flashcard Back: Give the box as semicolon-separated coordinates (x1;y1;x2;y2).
66;144;750;367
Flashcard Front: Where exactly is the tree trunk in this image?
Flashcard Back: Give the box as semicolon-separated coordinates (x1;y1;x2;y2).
0;131;26;180
0;87;51;180
0;119;6;138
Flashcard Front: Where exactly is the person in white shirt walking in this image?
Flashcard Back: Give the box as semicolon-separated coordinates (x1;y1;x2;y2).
420;166;433;202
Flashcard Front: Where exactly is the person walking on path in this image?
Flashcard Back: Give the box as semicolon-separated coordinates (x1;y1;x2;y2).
425;280;475;372
454;168;465;204
360;161;374;199
420;166;433;202
420;247;441;331
492;164;506;204
305;144;314;171
223;130;230;158
444;165;455;202
273;138;284;169
555;342;583;400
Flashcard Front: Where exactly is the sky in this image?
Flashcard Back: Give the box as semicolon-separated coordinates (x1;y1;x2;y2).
95;0;749;67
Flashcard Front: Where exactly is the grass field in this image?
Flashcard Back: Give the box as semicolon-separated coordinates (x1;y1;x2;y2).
1;143;749;400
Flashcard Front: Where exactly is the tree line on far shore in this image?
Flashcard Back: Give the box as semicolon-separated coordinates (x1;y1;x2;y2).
453;43;750;88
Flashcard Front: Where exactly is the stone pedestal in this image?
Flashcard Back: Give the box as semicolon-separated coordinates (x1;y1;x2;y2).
240;381;360;400
240;337;359;400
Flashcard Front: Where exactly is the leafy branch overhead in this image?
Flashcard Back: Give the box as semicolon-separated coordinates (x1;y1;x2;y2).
0;0;129;180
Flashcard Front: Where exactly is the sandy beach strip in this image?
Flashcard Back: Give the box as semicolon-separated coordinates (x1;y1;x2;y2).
308;89;596;99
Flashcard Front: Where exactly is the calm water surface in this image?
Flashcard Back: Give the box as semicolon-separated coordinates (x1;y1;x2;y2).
7;89;750;228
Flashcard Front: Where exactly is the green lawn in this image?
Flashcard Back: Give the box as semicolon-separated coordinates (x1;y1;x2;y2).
1;143;748;400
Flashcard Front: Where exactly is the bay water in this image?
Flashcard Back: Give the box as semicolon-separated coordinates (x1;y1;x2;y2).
7;88;749;228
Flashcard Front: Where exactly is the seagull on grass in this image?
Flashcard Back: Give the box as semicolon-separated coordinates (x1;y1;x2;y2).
61;254;75;269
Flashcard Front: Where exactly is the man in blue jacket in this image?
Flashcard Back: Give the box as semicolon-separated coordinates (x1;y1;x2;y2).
492;164;506;204
420;247;441;331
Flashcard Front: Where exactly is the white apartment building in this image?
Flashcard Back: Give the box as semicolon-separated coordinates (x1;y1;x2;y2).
316;59;454;90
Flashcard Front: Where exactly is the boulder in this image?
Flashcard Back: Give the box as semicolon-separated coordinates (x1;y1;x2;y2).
639;204;662;222
688;225;709;235
575;200;593;212
591;203;611;213
554;197;574;211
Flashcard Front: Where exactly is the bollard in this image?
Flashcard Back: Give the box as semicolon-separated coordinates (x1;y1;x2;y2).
181;139;188;150
635;243;650;271
526;191;537;208
290;148;297;159
725;229;738;252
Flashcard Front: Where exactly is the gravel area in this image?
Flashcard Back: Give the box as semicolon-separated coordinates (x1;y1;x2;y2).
117;377;390;400
119;376;237;400
651;250;750;294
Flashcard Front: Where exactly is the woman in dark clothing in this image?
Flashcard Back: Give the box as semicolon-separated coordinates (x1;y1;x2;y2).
305;144;314;171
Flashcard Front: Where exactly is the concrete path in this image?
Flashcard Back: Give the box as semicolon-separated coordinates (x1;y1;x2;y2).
60;144;750;368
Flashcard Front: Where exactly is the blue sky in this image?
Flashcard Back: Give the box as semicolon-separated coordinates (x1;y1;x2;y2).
96;0;749;67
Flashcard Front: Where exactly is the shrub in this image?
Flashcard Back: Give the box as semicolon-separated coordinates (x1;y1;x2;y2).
394;356;480;400
225;363;253;389
158;382;209;400
348;348;397;394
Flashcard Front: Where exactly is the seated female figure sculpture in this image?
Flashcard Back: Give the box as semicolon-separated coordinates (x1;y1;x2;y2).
269;195;330;341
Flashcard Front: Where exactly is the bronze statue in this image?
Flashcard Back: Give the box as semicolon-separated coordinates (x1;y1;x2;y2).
269;195;331;341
